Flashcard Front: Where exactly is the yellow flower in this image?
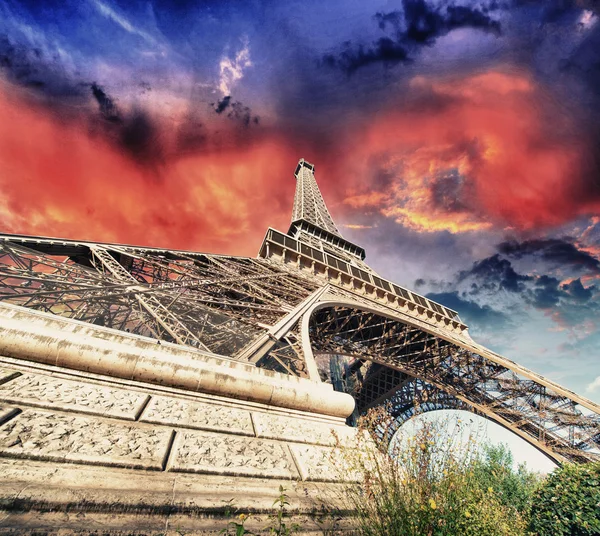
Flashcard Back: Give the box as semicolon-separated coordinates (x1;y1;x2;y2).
465;511;471;518
488;487;494;493
238;513;248;521
429;498;437;510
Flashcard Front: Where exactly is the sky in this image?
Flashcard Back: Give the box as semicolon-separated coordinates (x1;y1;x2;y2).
0;0;599;422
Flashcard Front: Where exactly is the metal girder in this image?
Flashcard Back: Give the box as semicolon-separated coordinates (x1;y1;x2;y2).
89;245;210;349
0;238;318;361
310;303;600;464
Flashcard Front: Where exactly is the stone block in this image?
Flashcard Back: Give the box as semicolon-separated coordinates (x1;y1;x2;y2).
289;443;364;482
170;429;299;480
252;411;359;447
0;367;21;385
0;373;150;420
0;409;173;470
140;395;253;435
0;405;18;426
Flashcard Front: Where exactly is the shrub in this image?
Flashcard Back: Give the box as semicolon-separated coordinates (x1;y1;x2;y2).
342;409;534;536
470;443;541;515
528;461;600;536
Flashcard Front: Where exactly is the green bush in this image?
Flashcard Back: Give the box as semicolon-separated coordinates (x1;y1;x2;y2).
342;410;535;536
470;443;541;515
528;461;600;536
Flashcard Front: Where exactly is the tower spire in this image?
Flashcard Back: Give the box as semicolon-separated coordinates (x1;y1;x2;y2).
287;158;366;261
291;159;342;237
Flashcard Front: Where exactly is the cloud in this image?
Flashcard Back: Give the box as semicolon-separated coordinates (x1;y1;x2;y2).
529;275;563;309
118;109;163;166
0;33;84;100
498;238;600;275
212;95;259;126
0;81;296;255
91;0;158;46
586;375;600;393
323;38;411;75
214;95;231;114
561;278;595;302
90;82;121;122
425;291;511;329
332;69;600;233
324;0;501;74
218;37;252;96
454;249;598;314
459;254;531;293
401;0;501;44
342;223;376;230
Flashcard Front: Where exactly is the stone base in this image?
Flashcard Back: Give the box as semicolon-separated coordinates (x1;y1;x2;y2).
0;459;353;535
0;357;362;534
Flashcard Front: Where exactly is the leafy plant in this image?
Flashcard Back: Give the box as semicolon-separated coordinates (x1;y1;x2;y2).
528;461;600;536
266;485;299;535
470;443;542;515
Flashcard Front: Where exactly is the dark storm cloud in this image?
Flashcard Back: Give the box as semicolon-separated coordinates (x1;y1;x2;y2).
324;0;501;74
0;30;168;165
91;83;121;123
0;34;85;99
429;169;472;213
0;31;214;165
561;278;595;302
529;274;562;309
459;254;531;292
322;38;411;75
523;274;599;329
118;110;159;164
498;238;600;274
426;291;511;328
453;245;598;316
454;245;598;311
214;95;231;114
88;82;165;165
401;1;501;45
212;96;259;127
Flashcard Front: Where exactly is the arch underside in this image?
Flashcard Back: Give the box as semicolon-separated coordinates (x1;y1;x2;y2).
309;305;600;465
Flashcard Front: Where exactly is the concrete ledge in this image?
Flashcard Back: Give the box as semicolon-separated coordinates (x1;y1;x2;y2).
0;303;355;418
0;459;354;534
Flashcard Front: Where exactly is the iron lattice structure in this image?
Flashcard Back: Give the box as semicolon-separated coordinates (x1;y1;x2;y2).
0;158;599;464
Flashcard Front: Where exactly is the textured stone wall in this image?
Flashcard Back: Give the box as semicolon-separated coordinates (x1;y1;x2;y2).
0;362;363;483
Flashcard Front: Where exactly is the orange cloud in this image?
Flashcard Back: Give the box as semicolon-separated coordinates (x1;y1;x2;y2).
332;69;598;234
1;67;598;256
0;81;296;256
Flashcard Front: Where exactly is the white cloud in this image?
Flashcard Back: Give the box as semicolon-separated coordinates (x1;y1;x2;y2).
92;0;158;45
218;37;252;96
586;375;600;393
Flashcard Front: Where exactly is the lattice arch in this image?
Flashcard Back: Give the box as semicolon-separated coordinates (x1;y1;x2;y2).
302;299;600;465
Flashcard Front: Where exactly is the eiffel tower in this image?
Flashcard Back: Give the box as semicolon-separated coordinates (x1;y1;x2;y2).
0;158;599;529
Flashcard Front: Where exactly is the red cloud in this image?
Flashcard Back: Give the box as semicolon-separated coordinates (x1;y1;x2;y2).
331;69;599;233
1;67;598;255
0;82;296;255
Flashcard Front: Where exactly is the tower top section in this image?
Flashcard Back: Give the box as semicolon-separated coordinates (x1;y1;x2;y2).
288;158;365;260
291;159;342;237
